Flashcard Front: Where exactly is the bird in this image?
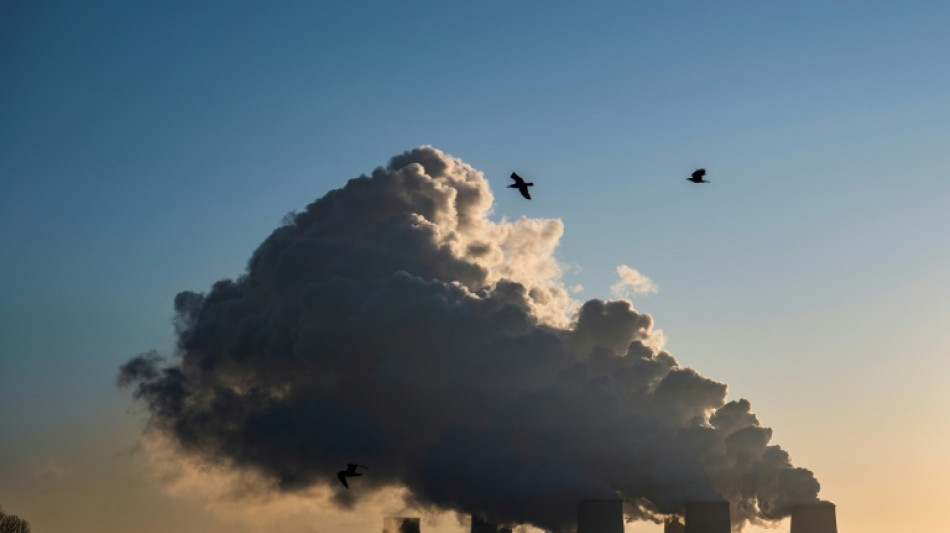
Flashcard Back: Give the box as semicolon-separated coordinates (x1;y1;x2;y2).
336;463;368;489
688;168;710;183
508;172;534;199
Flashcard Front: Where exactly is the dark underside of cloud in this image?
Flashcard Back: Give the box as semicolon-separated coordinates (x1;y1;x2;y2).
120;147;820;532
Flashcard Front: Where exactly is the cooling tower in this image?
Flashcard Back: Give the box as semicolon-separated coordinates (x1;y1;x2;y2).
383;517;421;533
664;517;685;533
577;499;623;533
683;501;730;533
790;503;837;533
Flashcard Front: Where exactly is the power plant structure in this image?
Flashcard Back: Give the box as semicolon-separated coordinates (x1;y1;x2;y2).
383;517;421;533
791;502;837;533
577;500;624;533
389;500;836;533
683;501;730;533
573;499;730;533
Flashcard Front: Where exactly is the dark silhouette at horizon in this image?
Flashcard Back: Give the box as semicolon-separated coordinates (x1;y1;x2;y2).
337;463;368;489
0;506;31;533
508;172;534;199
688;168;709;183
790;503;838;533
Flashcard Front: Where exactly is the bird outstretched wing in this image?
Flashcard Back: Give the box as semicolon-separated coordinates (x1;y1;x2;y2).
510;172;525;185
337;471;350;489
519;187;531;200
691;168;706;180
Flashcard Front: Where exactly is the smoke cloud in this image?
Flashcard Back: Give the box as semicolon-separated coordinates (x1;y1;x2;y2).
120;147;821;531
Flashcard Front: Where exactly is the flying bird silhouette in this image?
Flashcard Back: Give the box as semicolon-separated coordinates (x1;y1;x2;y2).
688;168;709;183
508;172;534;199
337;463;368;489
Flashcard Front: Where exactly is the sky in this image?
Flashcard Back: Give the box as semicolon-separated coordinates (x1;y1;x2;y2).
2;1;950;532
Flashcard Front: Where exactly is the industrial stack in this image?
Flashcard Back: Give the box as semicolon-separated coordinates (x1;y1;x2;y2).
683;501;730;533
790;502;837;533
386;500;836;533
383;517;421;533
576;500;624;533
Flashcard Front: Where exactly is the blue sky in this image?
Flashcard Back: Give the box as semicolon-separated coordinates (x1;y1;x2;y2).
2;2;950;532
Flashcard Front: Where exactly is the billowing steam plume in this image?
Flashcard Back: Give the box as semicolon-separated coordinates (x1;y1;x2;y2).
119;147;821;531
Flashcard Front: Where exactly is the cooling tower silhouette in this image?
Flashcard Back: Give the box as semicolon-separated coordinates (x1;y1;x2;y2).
383;517;421;533
683;501;730;533
664;517;685;533
577;499;623;533
790;503;837;533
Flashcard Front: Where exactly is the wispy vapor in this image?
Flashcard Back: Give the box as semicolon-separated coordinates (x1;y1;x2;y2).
610;265;658;299
120;147;821;531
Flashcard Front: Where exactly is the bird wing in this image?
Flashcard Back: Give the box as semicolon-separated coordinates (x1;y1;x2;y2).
348;463;368;470
691;169;706;179
510;172;524;185
337;471;349;489
519;186;531;200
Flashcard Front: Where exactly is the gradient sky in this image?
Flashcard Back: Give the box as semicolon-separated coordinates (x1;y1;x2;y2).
2;2;949;532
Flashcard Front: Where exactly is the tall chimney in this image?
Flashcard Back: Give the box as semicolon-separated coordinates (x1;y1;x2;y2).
577;499;623;533
664;517;685;533
684;501;730;533
790;503;837;533
383;517;421;533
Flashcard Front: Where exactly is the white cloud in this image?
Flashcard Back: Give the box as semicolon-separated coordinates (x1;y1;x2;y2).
611;264;658;299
